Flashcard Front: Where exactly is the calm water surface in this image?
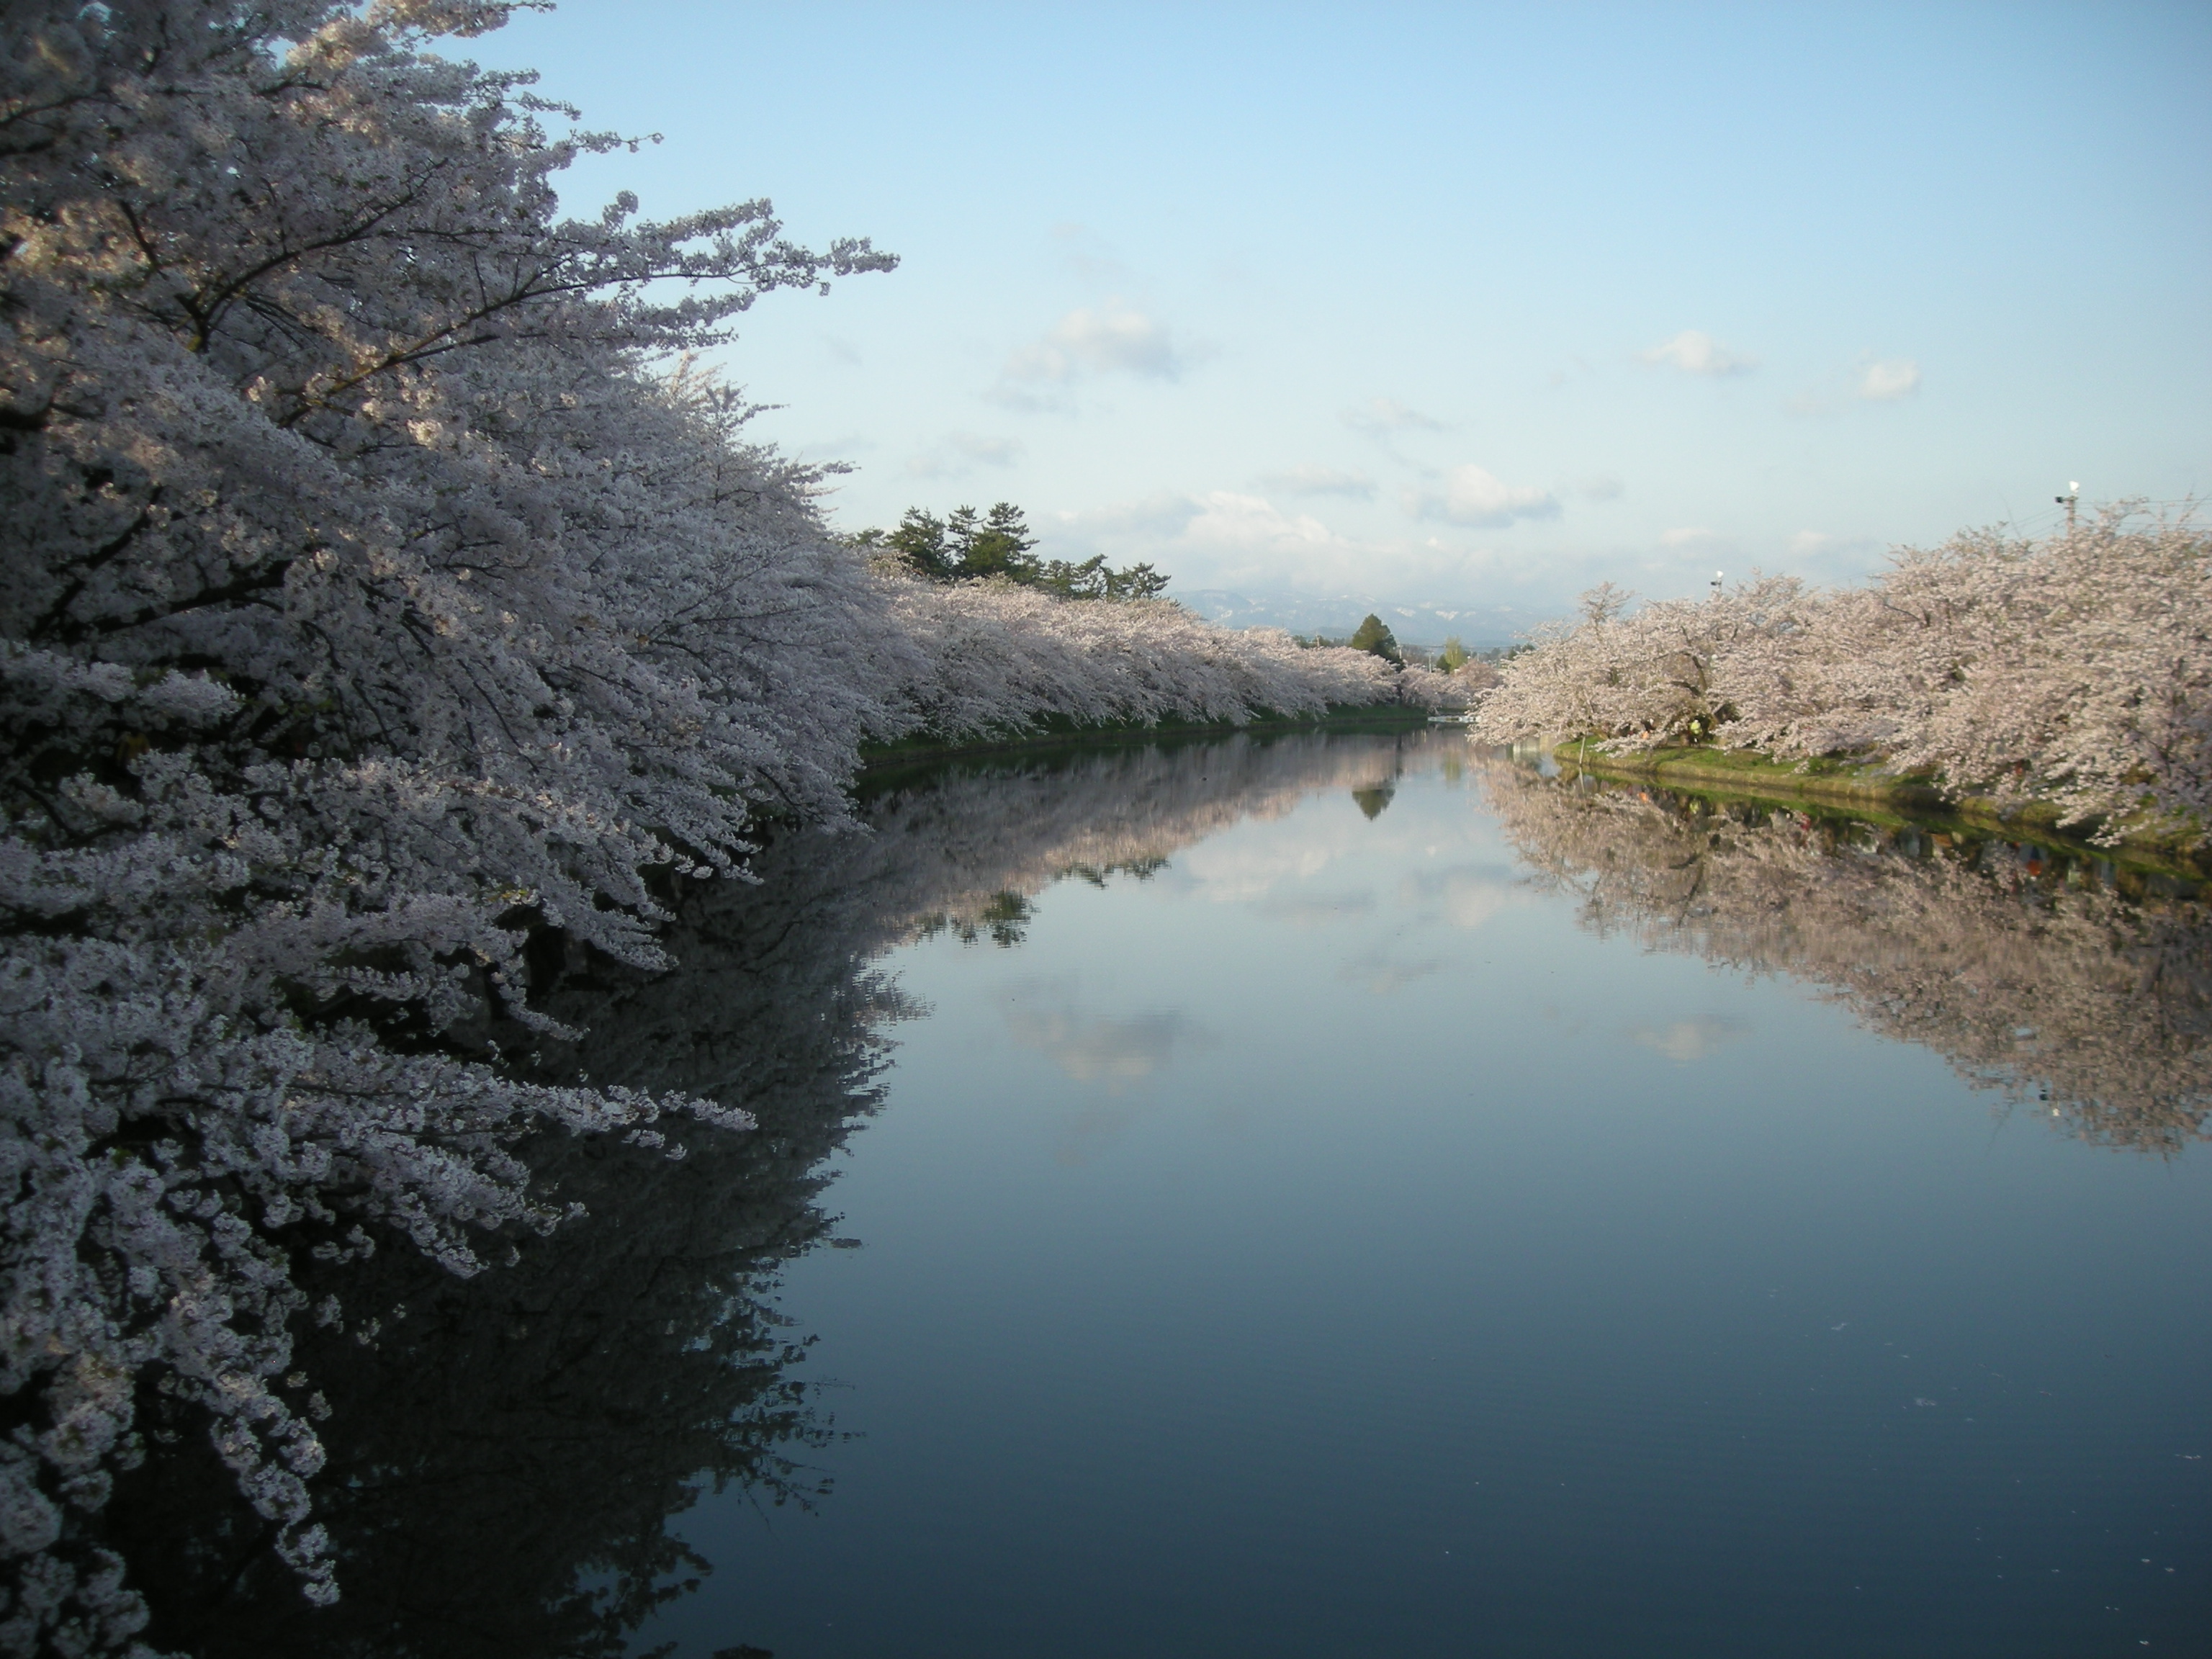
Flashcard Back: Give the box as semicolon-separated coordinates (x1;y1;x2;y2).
140;732;2206;1657
624;732;2208;1658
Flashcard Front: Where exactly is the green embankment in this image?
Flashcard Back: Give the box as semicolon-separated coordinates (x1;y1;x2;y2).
1554;741;2206;881
860;702;1437;769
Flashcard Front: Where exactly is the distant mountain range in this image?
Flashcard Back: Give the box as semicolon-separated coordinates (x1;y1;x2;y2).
1172;590;1549;648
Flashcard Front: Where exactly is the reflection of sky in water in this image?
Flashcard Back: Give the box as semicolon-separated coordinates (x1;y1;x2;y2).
641;737;2211;1659
1630;1015;1752;1063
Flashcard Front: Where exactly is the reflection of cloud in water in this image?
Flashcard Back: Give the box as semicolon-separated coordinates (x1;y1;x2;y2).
1178;794;1451;910
1004;1002;1213;1090
1261;889;1378;925
1398;863;1525;930
1340;948;1452;994
1629;1016;1750;1062
873;732;1462;932
1177;837;1349;904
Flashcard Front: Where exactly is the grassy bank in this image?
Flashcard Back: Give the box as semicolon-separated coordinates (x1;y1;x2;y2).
1554;741;2208;883
860;703;1436;770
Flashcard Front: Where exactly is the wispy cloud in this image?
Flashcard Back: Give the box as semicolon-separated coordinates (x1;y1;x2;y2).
907;431;1024;479
1406;464;1560;529
1048;489;1363;592
1259;463;1377;499
1047;485;1595;598
1182;491;1339;552
1049;222;1131;284
1051;491;1206;543
1789;354;1923;416
1641;329;1758;377
1660;525;1725;550
1343;397;1448;434
1858;357;1921;400
1786;529;1879;571
997;300;1195;401
1569;472;1625;502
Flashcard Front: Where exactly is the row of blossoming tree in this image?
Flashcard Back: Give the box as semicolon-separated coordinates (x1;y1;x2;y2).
0;1;1449;1649
1470;518;2210;844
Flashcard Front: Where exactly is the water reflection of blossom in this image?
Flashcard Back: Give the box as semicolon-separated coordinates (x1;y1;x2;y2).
1476;761;2211;1151
99;732;1442;1653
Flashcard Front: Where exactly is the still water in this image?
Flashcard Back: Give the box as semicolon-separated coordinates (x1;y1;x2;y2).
132;731;2208;1656
625;732;2208;1658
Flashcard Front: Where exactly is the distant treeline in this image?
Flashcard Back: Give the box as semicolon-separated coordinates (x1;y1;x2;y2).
853;502;1169;601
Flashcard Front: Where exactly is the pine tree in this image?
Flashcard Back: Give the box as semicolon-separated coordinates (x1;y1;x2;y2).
1349;614;1403;664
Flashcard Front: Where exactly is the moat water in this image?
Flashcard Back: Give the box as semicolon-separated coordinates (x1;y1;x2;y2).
148;731;2208;1658
631;732;2209;1658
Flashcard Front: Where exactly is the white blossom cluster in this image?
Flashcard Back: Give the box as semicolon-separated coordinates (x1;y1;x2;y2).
0;2;1439;1647
878;575;1439;734
1472;516;2211;841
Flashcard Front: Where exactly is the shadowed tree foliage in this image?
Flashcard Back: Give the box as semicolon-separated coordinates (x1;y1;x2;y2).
92;733;1442;1655
102;827;909;1659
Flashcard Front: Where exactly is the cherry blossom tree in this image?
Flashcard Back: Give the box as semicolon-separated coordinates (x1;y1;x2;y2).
0;3;1450;1646
1473;514;2209;844
873;573;1418;735
1;0;903;1644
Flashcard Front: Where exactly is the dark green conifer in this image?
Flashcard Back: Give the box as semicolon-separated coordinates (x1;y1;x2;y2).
1349;613;1402;663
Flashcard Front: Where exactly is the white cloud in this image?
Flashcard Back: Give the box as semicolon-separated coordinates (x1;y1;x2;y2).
1641;329;1758;377
1343;397;1448;434
906;431;1024;478
1570;473;1625;502
1182;490;1338;552
1048;484;1599;599
1053;491;1206;541
999;300;1193;389
1259;463;1377;499
1660;525;1722;549
1406;464;1560;529
1048;489;1371;593
1858;357;1920;400
1059;489;1339;557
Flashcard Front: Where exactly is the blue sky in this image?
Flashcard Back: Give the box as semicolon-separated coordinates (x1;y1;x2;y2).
468;2;2210;617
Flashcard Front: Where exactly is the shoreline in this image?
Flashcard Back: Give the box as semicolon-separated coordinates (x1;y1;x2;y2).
858;703;1438;770
1552;742;2207;884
